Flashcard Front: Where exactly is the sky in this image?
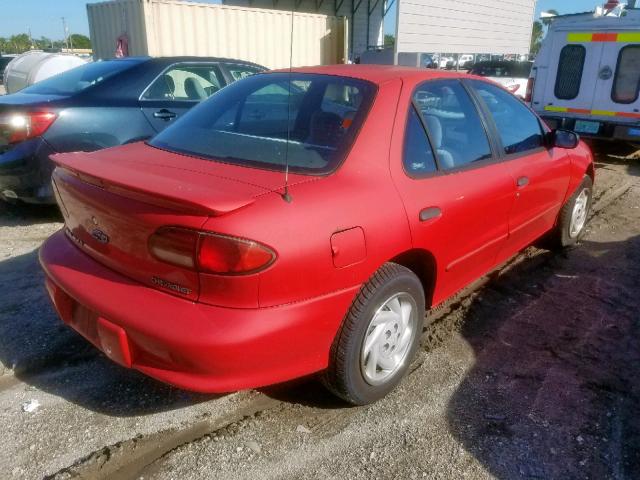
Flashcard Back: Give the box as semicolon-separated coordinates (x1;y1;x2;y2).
0;0;614;39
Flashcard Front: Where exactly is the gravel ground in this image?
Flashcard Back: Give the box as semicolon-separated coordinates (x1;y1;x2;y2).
0;149;638;479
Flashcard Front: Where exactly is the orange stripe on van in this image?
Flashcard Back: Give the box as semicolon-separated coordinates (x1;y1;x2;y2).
544;106;640;118
592;32;618;42
566;32;640;42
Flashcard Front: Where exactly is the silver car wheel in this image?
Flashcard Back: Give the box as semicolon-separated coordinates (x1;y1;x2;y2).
569;188;589;238
360;292;418;386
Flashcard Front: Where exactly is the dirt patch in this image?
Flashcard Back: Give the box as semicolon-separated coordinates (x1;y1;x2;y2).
0;151;638;479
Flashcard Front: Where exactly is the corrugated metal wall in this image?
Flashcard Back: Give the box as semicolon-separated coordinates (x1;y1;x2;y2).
224;0;384;59
87;0;347;68
396;0;536;55
87;0;149;59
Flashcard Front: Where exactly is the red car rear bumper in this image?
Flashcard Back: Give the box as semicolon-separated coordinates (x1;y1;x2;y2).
39;230;359;393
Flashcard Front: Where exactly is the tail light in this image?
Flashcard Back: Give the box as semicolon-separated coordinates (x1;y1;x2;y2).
525;78;535;103
149;227;276;275
0;112;57;144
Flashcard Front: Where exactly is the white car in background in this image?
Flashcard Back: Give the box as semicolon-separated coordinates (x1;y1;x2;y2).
469;61;533;99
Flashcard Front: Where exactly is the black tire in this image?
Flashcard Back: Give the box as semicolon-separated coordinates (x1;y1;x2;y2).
323;263;425;405
550;175;593;249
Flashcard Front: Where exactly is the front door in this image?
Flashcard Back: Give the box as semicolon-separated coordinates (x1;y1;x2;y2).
469;80;572;256
391;79;514;305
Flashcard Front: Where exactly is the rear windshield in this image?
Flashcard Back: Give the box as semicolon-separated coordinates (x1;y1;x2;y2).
470;62;531;78
21;59;140;95
149;73;376;174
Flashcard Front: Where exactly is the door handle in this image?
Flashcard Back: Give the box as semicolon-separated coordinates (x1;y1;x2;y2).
419;207;442;222
517;176;529;188
153;109;177;120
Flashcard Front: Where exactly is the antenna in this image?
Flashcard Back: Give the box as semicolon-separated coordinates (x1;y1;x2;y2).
281;7;294;203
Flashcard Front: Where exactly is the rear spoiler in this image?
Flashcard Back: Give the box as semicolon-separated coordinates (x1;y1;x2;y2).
51;152;257;216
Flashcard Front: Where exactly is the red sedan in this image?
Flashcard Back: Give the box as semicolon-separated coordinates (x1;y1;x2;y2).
40;66;594;405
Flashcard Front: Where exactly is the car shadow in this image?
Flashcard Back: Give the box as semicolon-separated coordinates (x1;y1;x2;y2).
0;199;62;227
446;235;640;479
0;248;219;417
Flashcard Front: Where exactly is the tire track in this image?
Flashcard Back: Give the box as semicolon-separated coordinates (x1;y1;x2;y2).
42;162;635;479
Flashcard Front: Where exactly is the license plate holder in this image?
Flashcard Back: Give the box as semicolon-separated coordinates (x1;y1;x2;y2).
574;120;601;134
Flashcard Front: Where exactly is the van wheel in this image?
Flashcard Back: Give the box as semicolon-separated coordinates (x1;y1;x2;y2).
323;263;425;405
551;175;593;248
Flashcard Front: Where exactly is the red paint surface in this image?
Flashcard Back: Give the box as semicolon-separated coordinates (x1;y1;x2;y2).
40;66;595;392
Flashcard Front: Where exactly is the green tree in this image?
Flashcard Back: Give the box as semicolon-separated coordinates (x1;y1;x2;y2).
69;34;91;49
9;33;32;53
384;34;395;48
530;20;544;55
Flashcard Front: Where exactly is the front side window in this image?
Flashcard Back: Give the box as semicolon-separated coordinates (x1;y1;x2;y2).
471;80;544;155
403;106;437;176
413;79;492;170
150;73;376;174
612;45;640;104
142;64;224;101
555;45;586;100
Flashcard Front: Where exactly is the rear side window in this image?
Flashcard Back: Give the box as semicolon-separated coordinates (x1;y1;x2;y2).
471;80;544;155
555;45;586;100
403;106;437;176
612;45;640;104
413;79;492;170
150;73;376;174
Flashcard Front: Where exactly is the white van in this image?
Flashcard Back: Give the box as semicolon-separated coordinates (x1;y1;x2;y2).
529;8;640;146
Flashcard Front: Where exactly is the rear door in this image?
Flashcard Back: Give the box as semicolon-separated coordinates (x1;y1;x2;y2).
542;33;603;116
469;79;571;257
591;41;640;125
139;63;226;133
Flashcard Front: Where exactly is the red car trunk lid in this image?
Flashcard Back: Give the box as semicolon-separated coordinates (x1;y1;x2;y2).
50;143;304;300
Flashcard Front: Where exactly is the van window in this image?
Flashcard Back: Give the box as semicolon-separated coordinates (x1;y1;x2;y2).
555;45;586;100
612;45;640;104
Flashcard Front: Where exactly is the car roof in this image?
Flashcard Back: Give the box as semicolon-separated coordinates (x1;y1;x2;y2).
144;56;264;68
270;64;471;85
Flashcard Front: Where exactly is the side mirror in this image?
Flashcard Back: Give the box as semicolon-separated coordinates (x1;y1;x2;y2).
553;129;580;149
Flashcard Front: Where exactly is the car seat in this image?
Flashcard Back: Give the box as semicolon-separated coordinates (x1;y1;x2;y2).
184;77;207;100
424;115;456;169
307;111;343;148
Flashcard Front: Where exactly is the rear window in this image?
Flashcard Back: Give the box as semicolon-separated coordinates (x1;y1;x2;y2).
470;62;531;78
149;73;376;175
612;45;640;104
21;60;140;96
555;45;586;100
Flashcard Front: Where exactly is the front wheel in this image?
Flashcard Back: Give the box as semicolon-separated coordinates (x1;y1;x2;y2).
552;175;593;248
323;263;425;405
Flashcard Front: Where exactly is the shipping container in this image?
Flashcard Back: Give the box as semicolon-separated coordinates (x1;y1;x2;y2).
87;0;348;69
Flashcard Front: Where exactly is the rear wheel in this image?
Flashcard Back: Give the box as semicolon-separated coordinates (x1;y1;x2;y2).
323;263;425;405
551;175;593;248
